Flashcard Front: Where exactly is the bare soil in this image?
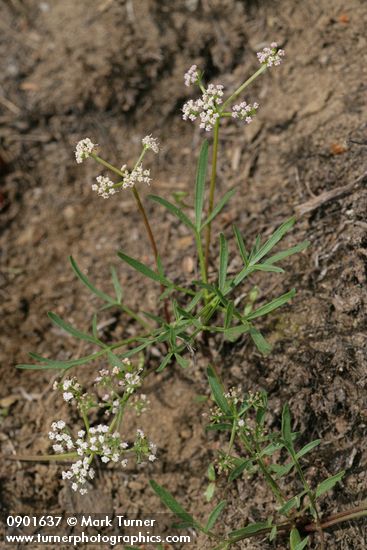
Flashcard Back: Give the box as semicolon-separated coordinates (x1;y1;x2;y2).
1;0;366;548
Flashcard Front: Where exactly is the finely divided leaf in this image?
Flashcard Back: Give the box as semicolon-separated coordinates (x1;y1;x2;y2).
205;500;226;532
48;312;99;345
249;327;272;355
70;256;114;304
117;252;169;285
233;225;249;266
201;188;237;230
251;217;296;264
149;480;197;528
281;403;293;450
207;366;232;415
111;266;123;303
315;471;345;498
296;440;321;460
230;522;270;538
246;289;296;320
267;241;310;265
149;195;195;231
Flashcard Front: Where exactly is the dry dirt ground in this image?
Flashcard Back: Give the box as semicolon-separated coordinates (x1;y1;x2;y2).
1;0;366;548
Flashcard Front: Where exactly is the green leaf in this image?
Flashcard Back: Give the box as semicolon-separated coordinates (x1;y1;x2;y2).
246;289;296;320
106;350;124;369
207;366;232;415
295;538;309;550
219;233;229;292
251;264;284;273
315;471;345;499
296;439;321;459
206;423;232;432
223;323;250;342
195;140;209;230
290;528;309;550
282;403;293;450
269;525;277;542
201;188;237;230
267;241;310;265
270;462;294;478
233;225;249;266
205;500;226;531
149;195;195;231
156;353;173;372
204;482;216;503
117;251;169;285
92;314;98;340
278;494;302;516
230;521;269;538
70;256;114;304
251;217;296;264
224;301;234;329
228;458;252;482
48;312;99;345
207;463;216;481
175;353;190;369
149;480;197;528
249;327;272;355
110;266;123;303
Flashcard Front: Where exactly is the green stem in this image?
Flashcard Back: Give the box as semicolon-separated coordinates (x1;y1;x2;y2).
204;119;220;277
195;231;208;284
222;65;267;109
92;152;170;323
239;433;285;505
290;450;325;549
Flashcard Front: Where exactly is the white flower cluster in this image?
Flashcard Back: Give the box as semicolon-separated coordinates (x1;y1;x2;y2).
62;457;94;495
257;42;285;67
142;135;160;154
182;83;224;131
92;175;116;199
120;164;151;188
131;393;149;415
48;420;74;453
49;421;130;494
119;368;143;395
231;101;259;124
224;387;241;406
184;64;199;87
53;377;81;403
75;138;96;163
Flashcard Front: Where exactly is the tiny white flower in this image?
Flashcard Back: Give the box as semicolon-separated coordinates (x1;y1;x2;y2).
101;456;110;463
238;419;245;427
184;64;200;87
53;444;64;453
142;135;160;154
75;138;96;164
63;392;73;402
257;43;285;67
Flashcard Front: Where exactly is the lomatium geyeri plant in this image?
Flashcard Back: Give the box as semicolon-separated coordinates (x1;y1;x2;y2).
16;42;365;546
150;368;364;549
37;360;156;495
